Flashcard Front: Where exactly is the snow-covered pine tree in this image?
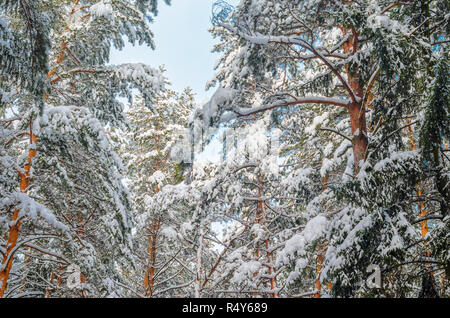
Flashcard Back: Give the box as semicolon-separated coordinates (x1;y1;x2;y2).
204;0;449;297
1;0;448;299
0;0;170;297
118;88;198;297
194;114;283;297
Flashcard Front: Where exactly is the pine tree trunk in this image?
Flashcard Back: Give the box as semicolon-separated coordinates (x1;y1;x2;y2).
342;29;367;173
314;245;324;298
407;121;440;297
144;219;159;297
349;104;368;171
0;130;37;297
194;223;205;298
265;239;278;297
252;174;265;297
143;184;160;297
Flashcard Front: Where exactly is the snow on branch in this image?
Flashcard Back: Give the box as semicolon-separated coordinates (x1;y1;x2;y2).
221;24;359;104
1;192;68;232
230;96;351;117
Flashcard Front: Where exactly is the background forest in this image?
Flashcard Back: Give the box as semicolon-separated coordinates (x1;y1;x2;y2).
0;0;448;298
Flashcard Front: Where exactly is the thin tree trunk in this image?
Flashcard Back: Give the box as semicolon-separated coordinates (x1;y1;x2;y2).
143;182;160;297
194;222;206;298
252;173;265;297
407;121;440;297
144;218;160;297
314;245;324;298
315;175;329;298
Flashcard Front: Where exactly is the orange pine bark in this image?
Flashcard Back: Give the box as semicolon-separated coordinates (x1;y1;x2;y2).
250;174;279;297
143;183;160;297
406;122;429;240
251;175;264;297
314;246;324;298
143;219;160;297
341;29;368;171
0;131;37;297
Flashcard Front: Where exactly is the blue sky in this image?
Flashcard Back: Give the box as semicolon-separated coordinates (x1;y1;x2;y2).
110;0;237;103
